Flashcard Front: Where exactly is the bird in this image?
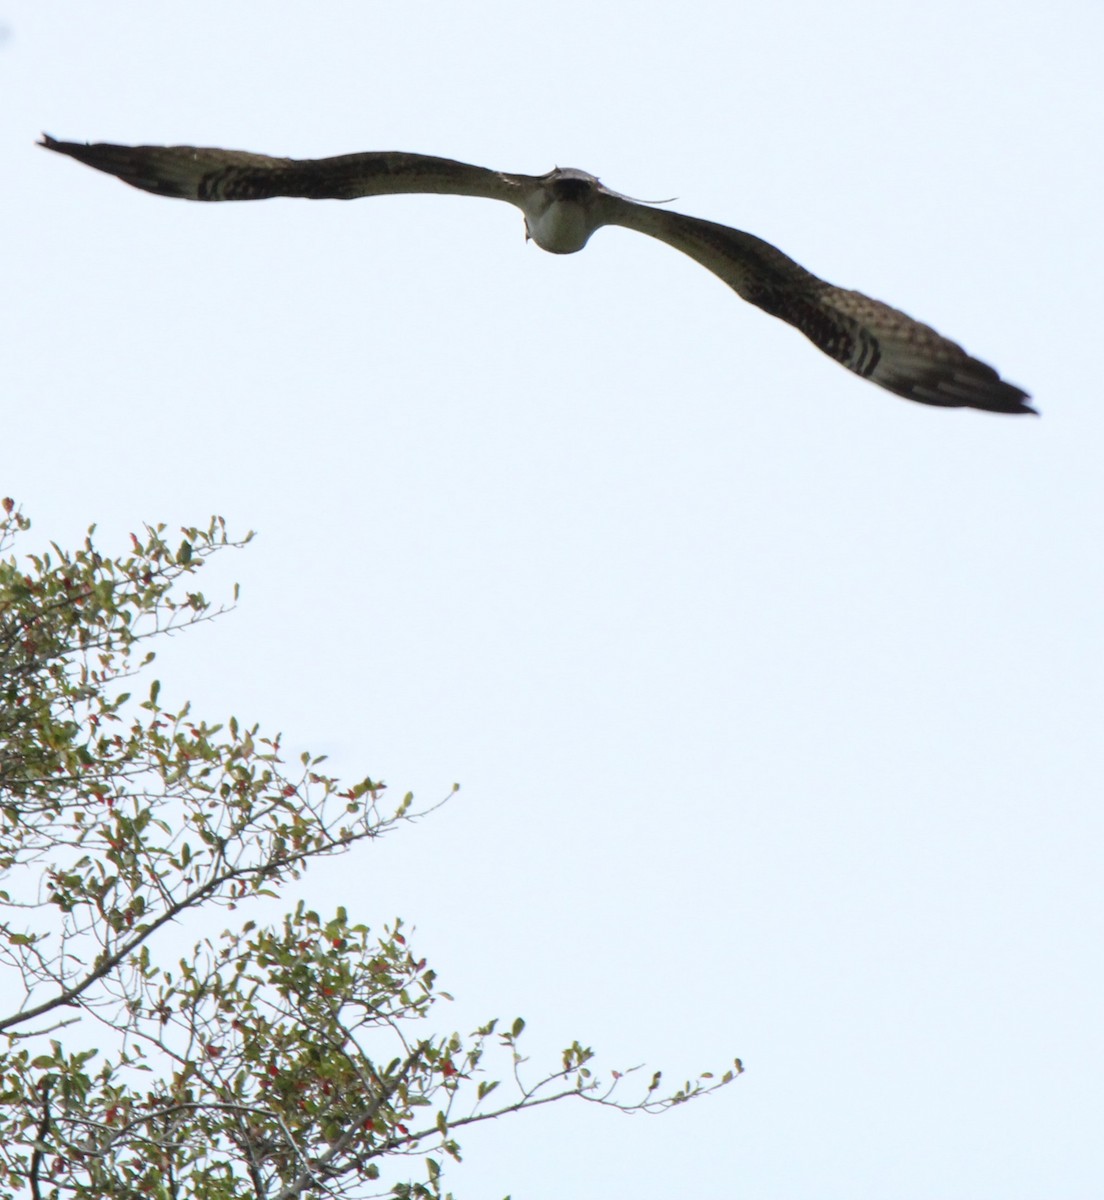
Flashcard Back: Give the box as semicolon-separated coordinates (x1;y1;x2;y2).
39;135;1033;415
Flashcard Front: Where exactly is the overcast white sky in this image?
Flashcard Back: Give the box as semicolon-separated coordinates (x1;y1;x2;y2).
5;2;1104;1197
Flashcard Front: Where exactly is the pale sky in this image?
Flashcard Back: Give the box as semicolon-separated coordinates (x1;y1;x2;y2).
5;2;1104;1197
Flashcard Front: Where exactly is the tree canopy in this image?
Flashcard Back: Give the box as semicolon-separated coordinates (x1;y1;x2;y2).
0;502;740;1200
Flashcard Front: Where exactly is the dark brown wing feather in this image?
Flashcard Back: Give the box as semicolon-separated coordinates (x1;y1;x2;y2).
601;198;1033;414
38;135;525;205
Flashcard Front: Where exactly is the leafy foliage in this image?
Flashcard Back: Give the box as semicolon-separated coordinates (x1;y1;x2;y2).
0;502;740;1200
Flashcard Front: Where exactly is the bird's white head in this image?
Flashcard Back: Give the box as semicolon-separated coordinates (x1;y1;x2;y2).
522;167;604;254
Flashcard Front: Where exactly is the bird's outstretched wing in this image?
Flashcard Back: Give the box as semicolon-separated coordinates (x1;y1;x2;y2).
600;198;1033;414
40;135;1032;414
38;135;530;205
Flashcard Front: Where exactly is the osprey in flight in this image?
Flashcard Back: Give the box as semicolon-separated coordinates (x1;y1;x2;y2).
40;135;1033;415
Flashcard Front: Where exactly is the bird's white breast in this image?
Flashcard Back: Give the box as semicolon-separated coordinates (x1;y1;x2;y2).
525;199;594;255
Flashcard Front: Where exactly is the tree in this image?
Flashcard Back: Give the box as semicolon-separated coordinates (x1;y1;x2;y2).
0;502;740;1200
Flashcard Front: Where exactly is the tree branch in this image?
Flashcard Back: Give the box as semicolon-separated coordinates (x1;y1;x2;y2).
271;1043;427;1200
